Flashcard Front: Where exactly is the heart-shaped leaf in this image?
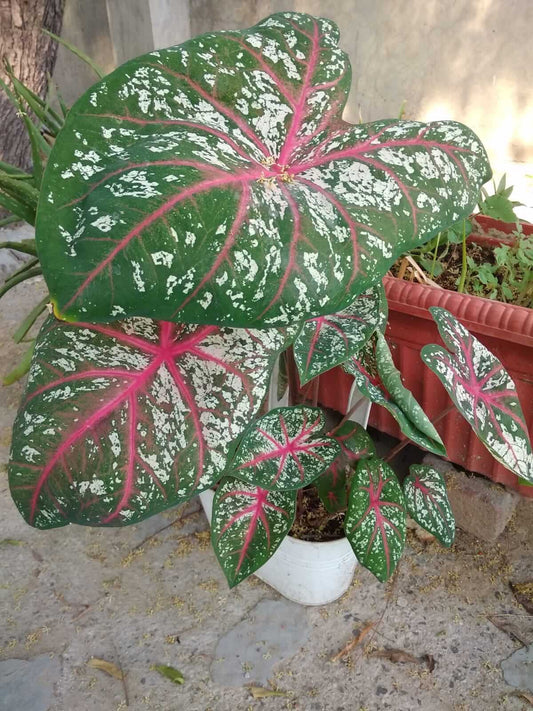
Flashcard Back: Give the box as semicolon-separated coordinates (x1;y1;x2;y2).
8;317;291;528
421;307;533;481
230;405;340;491
316;420;375;513
331;420;376;462
344;333;445;455
344;457;406;582
403;464;455;547
211;475;296;587
294;286;384;384
37;12;490;327
315;459;348;514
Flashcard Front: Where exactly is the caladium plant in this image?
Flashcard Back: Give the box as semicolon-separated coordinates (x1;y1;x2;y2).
6;12;533;590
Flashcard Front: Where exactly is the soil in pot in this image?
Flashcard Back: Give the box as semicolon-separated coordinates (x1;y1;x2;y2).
290;486;345;542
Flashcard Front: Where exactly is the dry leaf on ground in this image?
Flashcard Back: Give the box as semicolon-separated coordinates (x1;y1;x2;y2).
369;647;435;672
87;657;123;680
331;622;375;662
248;686;289;699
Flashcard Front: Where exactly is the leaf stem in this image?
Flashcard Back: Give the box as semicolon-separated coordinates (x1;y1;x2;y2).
457;222;468;294
383;404;455;463
328;396;368;436
430;232;441;280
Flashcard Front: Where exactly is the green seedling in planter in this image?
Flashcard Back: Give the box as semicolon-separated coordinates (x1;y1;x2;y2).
464;229;533;307
7;13;533;588
401;173;528;288
478;173;522;223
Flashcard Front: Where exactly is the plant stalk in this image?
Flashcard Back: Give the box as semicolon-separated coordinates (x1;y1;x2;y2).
457;222;468;293
383;404;456;463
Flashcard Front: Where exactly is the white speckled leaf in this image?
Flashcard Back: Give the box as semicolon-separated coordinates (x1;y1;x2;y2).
294;286;384;384
316;420;375;513
345;457;406;582
421;307;533;481
8;316;292;528
230;406;340;490
344;333;445;455
404;464;455;547
37;12;490;327
211;475;296;587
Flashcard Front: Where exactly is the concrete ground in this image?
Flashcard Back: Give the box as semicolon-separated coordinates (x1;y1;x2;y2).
1;224;532;711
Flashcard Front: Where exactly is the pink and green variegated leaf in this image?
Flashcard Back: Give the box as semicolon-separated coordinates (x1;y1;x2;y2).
8;316;293;529
230;406;340;491
211;476;296;587
316;421;375;513
404;464;455;547
421;307;533;481
344;457;406;582
344;333;445;456
294;286;384;384
37;12;490;327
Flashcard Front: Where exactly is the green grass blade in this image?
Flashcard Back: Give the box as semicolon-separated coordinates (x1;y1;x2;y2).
0;215;20;228
0;266;42;299
0;160;30;177
0;171;40;208
4;257;40;284
0;192;36;225
0;240;38;256
13;295;49;343
3;340;35;385
43;29;105;79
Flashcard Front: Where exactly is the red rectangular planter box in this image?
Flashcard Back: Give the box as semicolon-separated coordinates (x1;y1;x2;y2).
317;275;533;497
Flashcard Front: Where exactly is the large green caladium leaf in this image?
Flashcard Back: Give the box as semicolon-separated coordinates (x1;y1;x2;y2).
294;286;384;384
421;307;533;482
316;421;375;513
8;317;291;529
344;457;406;582
37;12;490;327
404;464;455;547
211;476;296;587
230;405;340;490
343;333;446;456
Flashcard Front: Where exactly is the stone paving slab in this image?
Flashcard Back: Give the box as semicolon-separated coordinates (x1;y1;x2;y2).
1;232;533;711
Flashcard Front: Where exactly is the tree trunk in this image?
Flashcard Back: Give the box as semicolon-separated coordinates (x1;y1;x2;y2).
0;0;64;172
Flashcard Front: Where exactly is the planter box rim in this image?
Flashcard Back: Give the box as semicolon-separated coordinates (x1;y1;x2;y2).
383;276;533;348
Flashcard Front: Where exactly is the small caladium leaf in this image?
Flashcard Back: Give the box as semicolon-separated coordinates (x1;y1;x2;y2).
294;286;384;384
230;406;340;490
332;420;376;462
37;12;490;327
8;316;292;529
211;475;296;587
421;308;533;481
344;457;406;582
344;333;446;456
315;459;348;514
404;464;455;547
315;420;375;513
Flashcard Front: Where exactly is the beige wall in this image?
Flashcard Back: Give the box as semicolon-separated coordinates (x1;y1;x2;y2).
54;0;533;215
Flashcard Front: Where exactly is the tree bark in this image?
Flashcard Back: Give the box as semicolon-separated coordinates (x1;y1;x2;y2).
0;0;64;172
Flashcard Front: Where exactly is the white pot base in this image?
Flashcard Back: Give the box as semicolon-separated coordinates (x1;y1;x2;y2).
200;490;357;606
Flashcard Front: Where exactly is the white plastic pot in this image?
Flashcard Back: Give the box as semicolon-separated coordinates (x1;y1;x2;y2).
201;380;370;606
200;489;358;606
